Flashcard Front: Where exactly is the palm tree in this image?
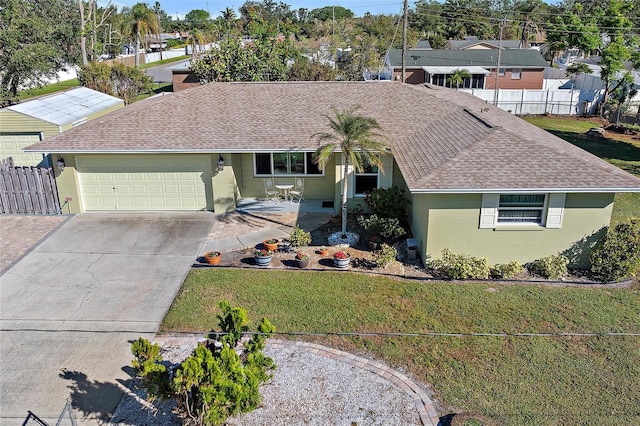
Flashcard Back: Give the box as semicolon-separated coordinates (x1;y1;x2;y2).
312;106;387;234
187;29;207;59
447;68;471;89
128;3;159;67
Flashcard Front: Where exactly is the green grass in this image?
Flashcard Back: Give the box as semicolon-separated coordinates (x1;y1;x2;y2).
523;116;640;223
16;79;80;100
138;55;189;69
163;269;640;425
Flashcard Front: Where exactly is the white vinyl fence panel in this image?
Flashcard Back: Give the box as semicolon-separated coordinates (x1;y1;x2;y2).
461;88;604;116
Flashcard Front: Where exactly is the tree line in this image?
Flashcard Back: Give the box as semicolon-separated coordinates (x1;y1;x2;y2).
1;0;638;112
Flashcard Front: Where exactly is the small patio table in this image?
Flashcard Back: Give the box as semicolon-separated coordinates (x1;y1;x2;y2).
275;183;294;201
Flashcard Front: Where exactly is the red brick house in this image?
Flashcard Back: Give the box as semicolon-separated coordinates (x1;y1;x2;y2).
385;49;548;90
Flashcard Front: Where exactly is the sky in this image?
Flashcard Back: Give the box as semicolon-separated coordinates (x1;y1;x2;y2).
105;0;410;19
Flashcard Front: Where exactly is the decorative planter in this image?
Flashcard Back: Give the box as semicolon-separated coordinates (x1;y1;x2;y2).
406;237;418;260
328;232;359;248
333;252;351;268
254;254;272;266
318;248;329;256
296;258;310;268
263;239;279;252
204;251;222;265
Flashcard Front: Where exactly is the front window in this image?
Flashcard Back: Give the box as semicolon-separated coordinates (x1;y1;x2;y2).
471;75;485;88
511;68;522;79
354;158;379;195
254;152;322;176
497;194;545;224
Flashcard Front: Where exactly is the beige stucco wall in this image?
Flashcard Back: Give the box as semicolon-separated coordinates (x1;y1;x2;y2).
412;192;614;268
234;153;338;201
53;156;82;213
212;153;240;213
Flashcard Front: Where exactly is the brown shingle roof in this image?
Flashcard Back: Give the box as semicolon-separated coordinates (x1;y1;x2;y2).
26;81;640;192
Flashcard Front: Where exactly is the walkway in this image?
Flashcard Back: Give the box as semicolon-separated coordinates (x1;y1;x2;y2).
201;198;336;254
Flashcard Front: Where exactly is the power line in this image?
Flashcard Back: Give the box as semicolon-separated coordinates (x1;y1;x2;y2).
187;330;640;339
410;8;640;32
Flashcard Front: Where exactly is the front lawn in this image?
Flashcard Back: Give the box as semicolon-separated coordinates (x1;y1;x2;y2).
523;115;640;223
162;268;640;425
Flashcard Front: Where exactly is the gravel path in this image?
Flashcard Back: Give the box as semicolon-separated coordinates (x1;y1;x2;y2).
110;338;437;425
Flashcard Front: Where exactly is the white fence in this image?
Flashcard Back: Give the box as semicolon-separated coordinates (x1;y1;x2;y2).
460;88;639;119
144;49;188;63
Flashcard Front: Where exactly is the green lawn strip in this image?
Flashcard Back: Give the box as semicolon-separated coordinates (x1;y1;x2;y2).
612;192;640;223
17;79;80;100
162;269;640;424
138;55;189;69
523;116;640;223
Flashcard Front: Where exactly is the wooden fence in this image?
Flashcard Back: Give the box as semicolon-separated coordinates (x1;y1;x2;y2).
0;162;61;215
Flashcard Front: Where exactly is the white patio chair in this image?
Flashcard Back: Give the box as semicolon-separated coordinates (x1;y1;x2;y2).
264;178;280;201
289;178;304;203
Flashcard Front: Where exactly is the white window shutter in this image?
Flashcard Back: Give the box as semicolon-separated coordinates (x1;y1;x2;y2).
479;194;499;228
546;193;566;229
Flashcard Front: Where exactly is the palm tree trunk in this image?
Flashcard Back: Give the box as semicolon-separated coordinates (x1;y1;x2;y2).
341;155;348;235
135;30;141;67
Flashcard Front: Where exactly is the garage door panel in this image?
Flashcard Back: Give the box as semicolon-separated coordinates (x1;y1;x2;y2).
78;156;209;211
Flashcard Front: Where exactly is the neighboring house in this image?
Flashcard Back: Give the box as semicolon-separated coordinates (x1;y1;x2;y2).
445;37;524;50
386;49;548;89
0;88;124;166
414;40;432;50
25;82;640;267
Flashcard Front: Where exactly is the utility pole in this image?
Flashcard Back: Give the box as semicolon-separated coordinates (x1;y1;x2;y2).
493;15;506;106
401;0;408;83
332;6;335;41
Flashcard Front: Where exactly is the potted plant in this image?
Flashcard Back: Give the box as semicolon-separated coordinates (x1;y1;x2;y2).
254;248;273;266
333;250;351;268
318;246;328;256
289;225;312;247
295;251;310;268
263;238;279;252
369;235;381;250
204;251;222;265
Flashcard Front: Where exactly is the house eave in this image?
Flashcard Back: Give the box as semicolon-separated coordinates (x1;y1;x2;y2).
23;148;328;154
410;187;640;194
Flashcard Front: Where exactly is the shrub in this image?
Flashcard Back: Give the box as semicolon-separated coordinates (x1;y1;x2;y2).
289;225;312;247
130;338;170;400
373;243;398;267
430;249;490;280
364;186;411;220
526;254;569;279
215;300;249;347
590;219;640;282
357;214;406;241
132;302;276;426
490;261;525;279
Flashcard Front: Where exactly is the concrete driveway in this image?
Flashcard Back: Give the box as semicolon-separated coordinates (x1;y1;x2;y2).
0;212;213;425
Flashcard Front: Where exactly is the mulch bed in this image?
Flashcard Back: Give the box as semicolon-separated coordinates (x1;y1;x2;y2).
194;218;636;287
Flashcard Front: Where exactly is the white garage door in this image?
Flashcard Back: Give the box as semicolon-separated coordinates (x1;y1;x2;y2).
78;155;210;211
